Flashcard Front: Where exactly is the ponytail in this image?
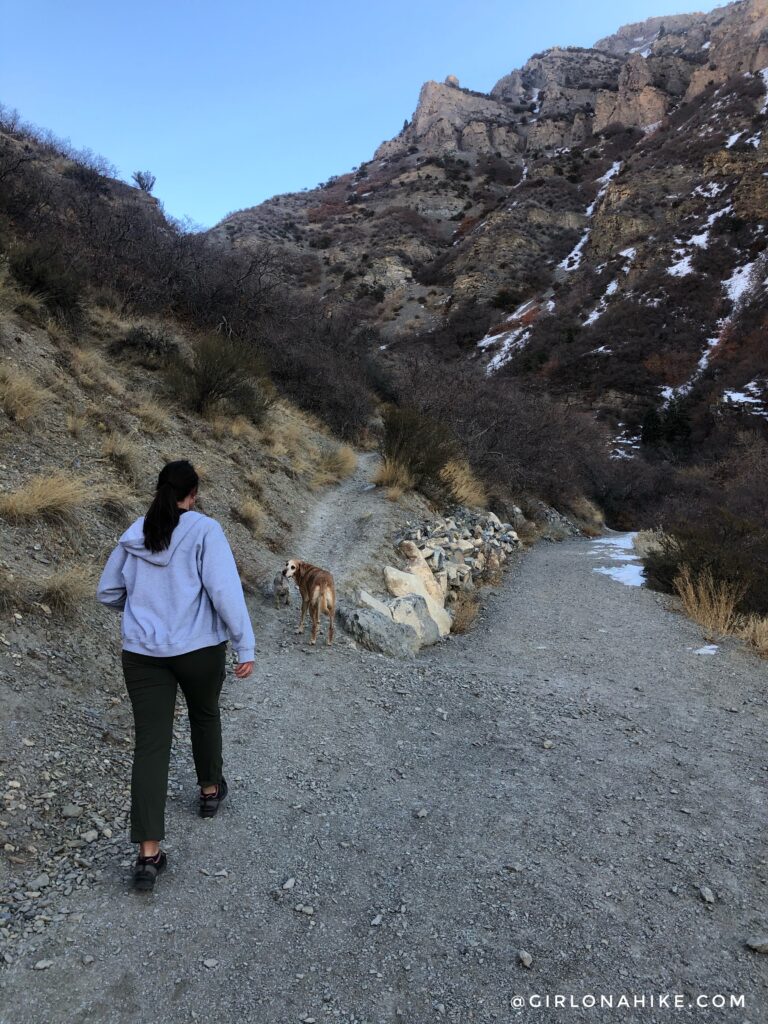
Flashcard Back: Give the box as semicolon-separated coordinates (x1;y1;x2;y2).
143;459;199;552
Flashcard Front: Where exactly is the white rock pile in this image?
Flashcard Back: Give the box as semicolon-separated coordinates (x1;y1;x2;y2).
339;508;520;657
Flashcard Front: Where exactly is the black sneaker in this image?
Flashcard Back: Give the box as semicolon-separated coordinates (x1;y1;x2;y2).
133;850;167;892
199;777;228;819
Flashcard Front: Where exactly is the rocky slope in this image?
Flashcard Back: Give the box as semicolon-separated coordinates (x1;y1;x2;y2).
211;0;768;443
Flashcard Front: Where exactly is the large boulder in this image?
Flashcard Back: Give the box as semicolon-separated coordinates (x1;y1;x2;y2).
337;605;420;658
383;565;452;636
389;595;441;646
398;540;445;604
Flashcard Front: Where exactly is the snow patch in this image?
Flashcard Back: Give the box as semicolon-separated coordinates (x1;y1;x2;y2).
558;162;621;273
725;130;744;148
589;532;645;587
668;253;694;277
694;644;719;655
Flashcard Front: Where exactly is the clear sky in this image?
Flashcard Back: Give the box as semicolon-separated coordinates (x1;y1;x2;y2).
1;0;724;228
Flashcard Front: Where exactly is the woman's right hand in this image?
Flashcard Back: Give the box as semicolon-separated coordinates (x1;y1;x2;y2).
235;661;254;679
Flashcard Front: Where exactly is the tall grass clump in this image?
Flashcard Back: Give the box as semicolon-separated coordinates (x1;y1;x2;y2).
0;364;48;424
439;459;487;507
673;565;746;636
39;565;93;616
0;473;91;524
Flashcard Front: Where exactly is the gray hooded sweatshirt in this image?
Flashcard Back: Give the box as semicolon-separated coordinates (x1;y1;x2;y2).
96;510;255;662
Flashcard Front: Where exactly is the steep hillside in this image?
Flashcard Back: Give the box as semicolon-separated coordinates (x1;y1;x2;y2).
212;0;768;445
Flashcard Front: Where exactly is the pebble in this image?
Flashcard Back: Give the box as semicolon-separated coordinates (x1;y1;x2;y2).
700;886;716;904
62;804;83;819
282;877;296;890
82;954;95;965
34;959;54;970
202;958;219;969
519;949;533;969
82;830;99;843
415;808;428;819
542;740;554;749
29;874;50;890
370;913;383;927
746;935;768;954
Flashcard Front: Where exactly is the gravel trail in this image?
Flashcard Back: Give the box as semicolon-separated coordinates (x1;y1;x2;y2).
1;528;767;1023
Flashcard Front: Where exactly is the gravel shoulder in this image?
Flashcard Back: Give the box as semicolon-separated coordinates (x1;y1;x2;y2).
1;526;767;1023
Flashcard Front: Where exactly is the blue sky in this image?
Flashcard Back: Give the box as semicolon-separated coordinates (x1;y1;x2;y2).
1;0;723;227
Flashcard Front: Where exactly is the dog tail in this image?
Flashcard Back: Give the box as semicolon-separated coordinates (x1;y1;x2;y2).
320;584;335;617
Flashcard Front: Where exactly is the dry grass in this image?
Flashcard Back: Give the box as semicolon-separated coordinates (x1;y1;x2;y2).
208;414;259;443
633;529;667;559
136;399;170;435
0;566;26;612
736;615;768;657
244;469;265;499
66;410;88;437
232;498;263;536
39;565;94;616
0;363;49;424
102;433;141;486
97;482;134;520
450;591;480;634
69;346;125;397
310;445;357;489
673;564;746;636
439;459;487;507
373;456;415;493
0;473;91;525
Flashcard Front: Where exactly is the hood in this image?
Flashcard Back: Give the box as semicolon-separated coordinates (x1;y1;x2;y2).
118;510;206;566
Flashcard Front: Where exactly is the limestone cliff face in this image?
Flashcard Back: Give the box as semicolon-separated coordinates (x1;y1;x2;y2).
210;0;768;424
594;54;669;131
375;80;521;160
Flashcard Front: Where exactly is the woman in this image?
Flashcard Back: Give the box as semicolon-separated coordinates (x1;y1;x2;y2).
96;459;255;891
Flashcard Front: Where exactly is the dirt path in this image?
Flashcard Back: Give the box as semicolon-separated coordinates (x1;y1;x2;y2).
1;527;767;1022
295;451;391;596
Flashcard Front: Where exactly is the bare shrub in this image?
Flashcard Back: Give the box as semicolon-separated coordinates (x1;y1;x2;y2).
112;324;178;367
673;564;746;636
0;473;91;524
166;332;274;423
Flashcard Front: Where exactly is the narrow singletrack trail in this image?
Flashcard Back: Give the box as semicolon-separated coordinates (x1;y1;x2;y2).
1;527;766;1023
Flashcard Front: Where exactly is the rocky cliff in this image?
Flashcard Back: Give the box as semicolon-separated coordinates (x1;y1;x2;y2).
210;0;768;444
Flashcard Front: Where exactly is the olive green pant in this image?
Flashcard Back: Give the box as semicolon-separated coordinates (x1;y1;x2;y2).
121;641;227;842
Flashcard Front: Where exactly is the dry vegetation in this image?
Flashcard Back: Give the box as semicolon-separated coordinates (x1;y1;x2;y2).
101;433;141;486
136;399;170;435
373;456;416;503
450;590;480;634
311;445;357;489
231;497;263;536
0;363;49;424
439;459;487;508
39;565;94;616
0;473;92;525
673;565;746;636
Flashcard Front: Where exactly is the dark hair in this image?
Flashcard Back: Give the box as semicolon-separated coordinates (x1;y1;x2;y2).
143;459;199;552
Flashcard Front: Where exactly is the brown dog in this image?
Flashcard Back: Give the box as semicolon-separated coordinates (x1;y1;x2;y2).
282;558;336;646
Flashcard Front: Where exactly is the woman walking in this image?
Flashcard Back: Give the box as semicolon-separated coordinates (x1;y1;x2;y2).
96;459;255;891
